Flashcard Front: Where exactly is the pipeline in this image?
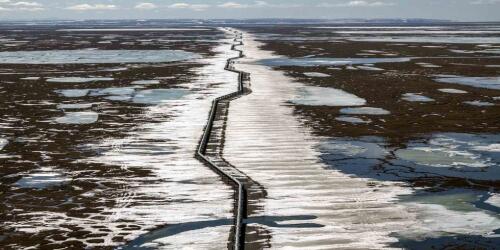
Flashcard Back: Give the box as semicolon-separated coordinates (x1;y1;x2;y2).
196;29;249;250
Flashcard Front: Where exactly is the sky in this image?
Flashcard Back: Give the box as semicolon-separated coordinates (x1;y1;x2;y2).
0;0;499;21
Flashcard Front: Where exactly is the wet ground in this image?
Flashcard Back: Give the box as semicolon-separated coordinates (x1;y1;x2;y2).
0;20;499;249
0;22;236;249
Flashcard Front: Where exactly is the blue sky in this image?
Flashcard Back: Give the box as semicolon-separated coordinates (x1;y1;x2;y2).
0;0;499;21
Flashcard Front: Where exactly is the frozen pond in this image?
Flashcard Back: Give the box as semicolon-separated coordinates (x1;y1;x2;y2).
291;86;366;106
55;111;99;124
435;76;500;90
258;57;411;67
0;50;200;64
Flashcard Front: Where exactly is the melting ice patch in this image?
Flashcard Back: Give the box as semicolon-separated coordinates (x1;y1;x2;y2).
396;147;487;168
58;28;211;32
335;116;371;124
356;65;384;71
57;103;93;109
473;144;500;152
438;88;468;94
56;89;92;97
15;167;70;189
340;107;390;115
0;138;7;150
0;50;200;64
464;100;496;106
291;86;366;106
435;76;500;90
303;72;330;77
132;89;189;104
320;133;500;181
20;76;41;81
131;80;161;85
47;77;114;83
397;189;500;243
55;112;99;124
348;36;500;44
92;87;135;96
258;57;411;67
402;93;435;102
394;133;500;180
416;62;441;68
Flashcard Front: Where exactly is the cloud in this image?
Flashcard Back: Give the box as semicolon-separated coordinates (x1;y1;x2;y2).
217;1;302;9
0;1;44;11
218;2;248;8
169;3;210;11
470;0;500;4
66;3;117;11
318;1;395;7
134;2;156;10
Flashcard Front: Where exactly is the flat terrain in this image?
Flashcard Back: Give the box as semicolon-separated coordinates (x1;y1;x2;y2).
0;21;499;249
